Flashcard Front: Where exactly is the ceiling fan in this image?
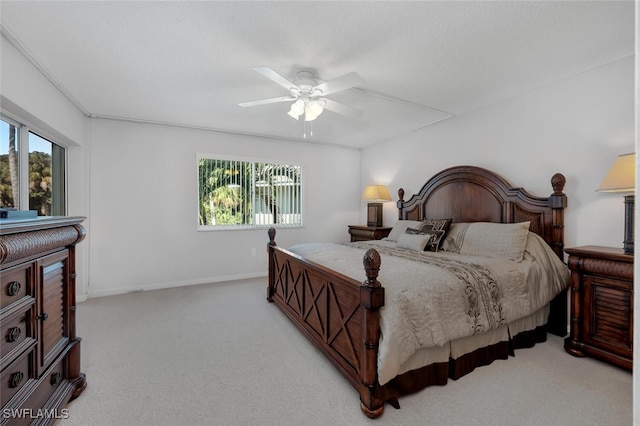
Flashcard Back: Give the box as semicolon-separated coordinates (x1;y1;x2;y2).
239;67;364;122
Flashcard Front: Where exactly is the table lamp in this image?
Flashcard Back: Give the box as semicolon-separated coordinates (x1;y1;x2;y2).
597;153;635;254
361;185;392;227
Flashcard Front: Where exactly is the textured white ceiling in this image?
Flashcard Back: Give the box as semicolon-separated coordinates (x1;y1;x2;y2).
0;1;634;148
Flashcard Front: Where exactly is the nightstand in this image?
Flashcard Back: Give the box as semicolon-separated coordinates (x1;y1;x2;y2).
564;246;633;371
348;225;392;242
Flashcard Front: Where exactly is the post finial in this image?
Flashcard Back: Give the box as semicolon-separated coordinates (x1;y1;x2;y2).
268;227;276;246
551;173;566;195
363;249;381;288
397;188;405;219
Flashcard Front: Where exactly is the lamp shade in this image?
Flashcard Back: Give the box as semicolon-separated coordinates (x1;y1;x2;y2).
361;185;392;202
597;153;636;192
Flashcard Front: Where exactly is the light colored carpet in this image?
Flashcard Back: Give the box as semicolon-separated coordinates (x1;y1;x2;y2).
57;278;632;426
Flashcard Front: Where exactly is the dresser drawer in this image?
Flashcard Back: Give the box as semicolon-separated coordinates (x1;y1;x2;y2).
21;351;69;416
1;265;33;311
1;348;36;407
1;305;36;366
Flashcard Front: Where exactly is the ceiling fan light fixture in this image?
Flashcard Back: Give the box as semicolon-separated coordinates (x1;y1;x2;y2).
240;67;363;128
287;110;300;120
287;99;305;120
304;100;324;122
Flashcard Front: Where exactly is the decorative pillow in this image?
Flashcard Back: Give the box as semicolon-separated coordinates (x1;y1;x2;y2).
441;221;531;262
420;218;452;232
405;227;424;235
405;227;445;252
396;232;432;251
421;229;446;252
419;218;452;250
385;220;425;241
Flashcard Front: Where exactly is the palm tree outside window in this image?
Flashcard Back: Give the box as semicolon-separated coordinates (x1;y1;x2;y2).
198;155;303;230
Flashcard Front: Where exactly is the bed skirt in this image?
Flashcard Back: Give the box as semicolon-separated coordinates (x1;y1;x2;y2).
377;324;548;401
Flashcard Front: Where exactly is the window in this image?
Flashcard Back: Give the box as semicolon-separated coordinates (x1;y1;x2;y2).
198;155;303;230
0;119;19;209
0;117;66;215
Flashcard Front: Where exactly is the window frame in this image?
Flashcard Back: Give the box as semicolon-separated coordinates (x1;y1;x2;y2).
197;153;305;231
1;113;68;215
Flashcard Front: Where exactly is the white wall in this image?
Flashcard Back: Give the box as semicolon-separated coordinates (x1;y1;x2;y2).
1;32;91;296
361;56;635;252
0;34;87;145
87;119;361;297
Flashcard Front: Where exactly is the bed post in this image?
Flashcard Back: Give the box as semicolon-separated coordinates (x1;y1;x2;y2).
397;188;405;220
549;173;567;260
267;227;277;302
359;248;386;418
548;173;568;337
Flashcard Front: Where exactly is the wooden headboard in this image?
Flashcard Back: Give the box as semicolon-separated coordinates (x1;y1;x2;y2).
397;165;567;259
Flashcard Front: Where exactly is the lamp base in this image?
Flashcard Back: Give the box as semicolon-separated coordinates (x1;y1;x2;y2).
367;203;383;227
623;195;634;255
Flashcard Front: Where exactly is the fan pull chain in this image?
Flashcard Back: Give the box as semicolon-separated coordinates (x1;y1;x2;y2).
302;121;313;139
303;120;313;139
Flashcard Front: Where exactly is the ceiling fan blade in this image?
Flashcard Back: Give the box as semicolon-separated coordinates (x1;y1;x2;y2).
239;97;295;107
320;98;362;118
253;67;298;91
313;72;364;96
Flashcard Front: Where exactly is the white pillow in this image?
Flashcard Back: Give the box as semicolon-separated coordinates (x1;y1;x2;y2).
441;221;531;262
396;233;431;251
385;220;424;241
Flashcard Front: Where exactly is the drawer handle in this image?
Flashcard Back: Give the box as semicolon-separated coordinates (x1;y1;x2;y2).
9;371;24;388
6;327;21;342
50;372;62;385
37;312;49;321
6;281;21;297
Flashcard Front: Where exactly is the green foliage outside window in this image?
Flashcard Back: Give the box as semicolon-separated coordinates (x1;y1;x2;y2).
1;121;63;216
0;151;53;215
198;157;302;229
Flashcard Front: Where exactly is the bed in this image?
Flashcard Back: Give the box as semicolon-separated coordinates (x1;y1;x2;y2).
266;165;569;418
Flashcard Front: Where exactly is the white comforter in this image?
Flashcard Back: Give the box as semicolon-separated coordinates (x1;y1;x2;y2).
286;233;569;385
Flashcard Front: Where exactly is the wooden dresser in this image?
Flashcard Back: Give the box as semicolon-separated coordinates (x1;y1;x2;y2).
564;245;633;371
1;217;86;424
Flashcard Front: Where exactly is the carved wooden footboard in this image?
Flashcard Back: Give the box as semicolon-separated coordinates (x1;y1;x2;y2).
267;228;387;417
